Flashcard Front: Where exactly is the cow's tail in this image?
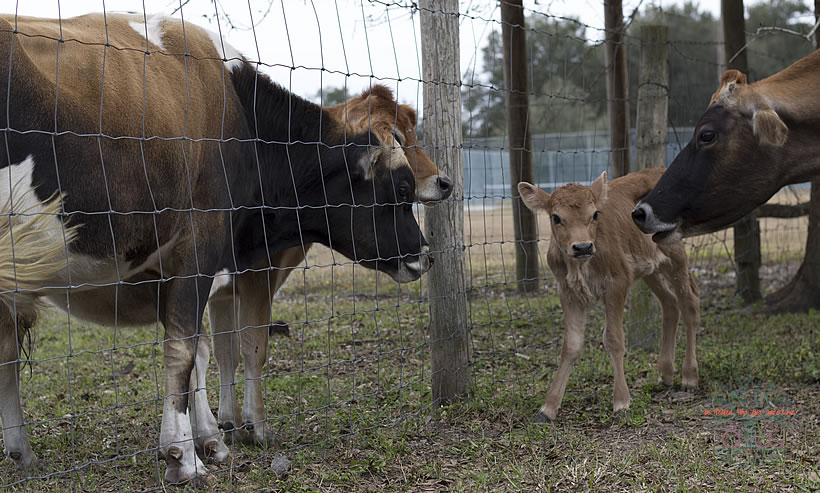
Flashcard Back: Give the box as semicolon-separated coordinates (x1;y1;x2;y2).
0;190;77;314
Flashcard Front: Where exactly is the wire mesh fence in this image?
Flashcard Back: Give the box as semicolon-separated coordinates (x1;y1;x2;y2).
0;0;812;490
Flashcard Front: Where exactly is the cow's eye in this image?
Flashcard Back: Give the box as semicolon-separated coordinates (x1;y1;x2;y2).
592;211;600;221
699;129;716;144
398;183;411;201
552;214;561;225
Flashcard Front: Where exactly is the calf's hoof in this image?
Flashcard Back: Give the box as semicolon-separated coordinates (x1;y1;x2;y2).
7;450;40;472
681;376;698;392
532;408;557;423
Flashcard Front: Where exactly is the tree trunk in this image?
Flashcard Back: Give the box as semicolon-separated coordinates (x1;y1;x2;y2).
765;0;820;313
628;25;668;350
419;0;471;404
721;0;762;304
604;0;630;178
501;0;540;293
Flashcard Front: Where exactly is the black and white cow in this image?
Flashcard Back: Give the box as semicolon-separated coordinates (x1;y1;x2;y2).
0;13;431;484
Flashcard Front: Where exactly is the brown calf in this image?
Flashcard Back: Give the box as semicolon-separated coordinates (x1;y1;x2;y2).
518;168;699;421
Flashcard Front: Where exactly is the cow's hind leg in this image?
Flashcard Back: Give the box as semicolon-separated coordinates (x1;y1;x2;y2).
0;303;38;471
188;333;230;464
642;275;680;386
537;295;588;421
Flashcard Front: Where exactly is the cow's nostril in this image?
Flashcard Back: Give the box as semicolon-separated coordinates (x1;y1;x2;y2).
437;176;453;195
632;206;647;226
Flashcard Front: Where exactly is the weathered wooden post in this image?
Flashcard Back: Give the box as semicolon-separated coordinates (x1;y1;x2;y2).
501;0;540;293
721;0;762;303
628;25;668;349
605;0;631;178
419;0;470;405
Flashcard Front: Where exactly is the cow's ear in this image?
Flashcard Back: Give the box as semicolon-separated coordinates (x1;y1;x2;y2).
400;104;418;127
753;108;788;147
590;171;608;205
517;182;550;211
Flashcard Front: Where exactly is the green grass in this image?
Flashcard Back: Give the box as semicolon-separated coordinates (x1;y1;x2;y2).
1;264;818;492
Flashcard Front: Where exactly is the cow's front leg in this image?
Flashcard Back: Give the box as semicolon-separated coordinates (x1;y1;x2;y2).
0;304;38;471
188;333;230;464
160;280;211;485
209;289;245;444
236;269;280;447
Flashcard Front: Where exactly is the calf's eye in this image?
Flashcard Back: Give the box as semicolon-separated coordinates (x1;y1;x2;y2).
552;214;561;225
592;211;600;221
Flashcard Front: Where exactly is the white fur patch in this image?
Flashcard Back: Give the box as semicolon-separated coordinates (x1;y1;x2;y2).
209;268;233;298
129;15;167;52
1;155;182;296
204;27;245;72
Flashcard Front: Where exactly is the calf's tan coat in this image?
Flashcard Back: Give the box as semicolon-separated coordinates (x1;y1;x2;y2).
518;168;699;421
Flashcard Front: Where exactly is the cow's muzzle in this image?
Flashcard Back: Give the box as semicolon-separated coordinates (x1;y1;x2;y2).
392;245;433;283
632;201;682;243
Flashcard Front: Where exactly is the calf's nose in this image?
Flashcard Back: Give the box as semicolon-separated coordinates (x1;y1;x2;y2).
572;242;593;256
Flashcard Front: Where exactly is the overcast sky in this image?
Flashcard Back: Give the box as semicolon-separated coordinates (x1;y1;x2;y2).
2;0;722;108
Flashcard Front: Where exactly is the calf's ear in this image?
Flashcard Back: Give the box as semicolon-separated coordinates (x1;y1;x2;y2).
517;182;550;211
590;171;608;205
753;108;788;147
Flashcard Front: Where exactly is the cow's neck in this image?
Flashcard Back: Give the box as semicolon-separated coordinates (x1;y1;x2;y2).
228;63;354;256
753;52;820;184
230;64;342;195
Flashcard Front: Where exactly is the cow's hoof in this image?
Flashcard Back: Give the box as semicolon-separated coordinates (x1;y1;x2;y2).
201;438;231;465
532;411;552;423
239;423;279;448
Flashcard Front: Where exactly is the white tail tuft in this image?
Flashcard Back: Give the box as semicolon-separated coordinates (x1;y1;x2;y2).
0;190;77;312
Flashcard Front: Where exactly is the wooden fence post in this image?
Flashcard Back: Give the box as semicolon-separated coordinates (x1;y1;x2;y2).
629;25;668;349
605;0;631;178
501;0;540;293
721;0;762;303
419;0;470;405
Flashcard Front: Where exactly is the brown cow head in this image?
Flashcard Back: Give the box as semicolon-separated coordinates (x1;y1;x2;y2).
632;69;793;242
518;172;608;261
326;86;453;204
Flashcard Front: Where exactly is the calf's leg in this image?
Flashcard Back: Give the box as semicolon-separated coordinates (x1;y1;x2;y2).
537;296;587;421
0;303;38;470
642;275;680;386
674;271;700;390
603;286;630;413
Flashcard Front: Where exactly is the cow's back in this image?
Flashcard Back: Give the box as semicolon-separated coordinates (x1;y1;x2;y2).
0;14;249;262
